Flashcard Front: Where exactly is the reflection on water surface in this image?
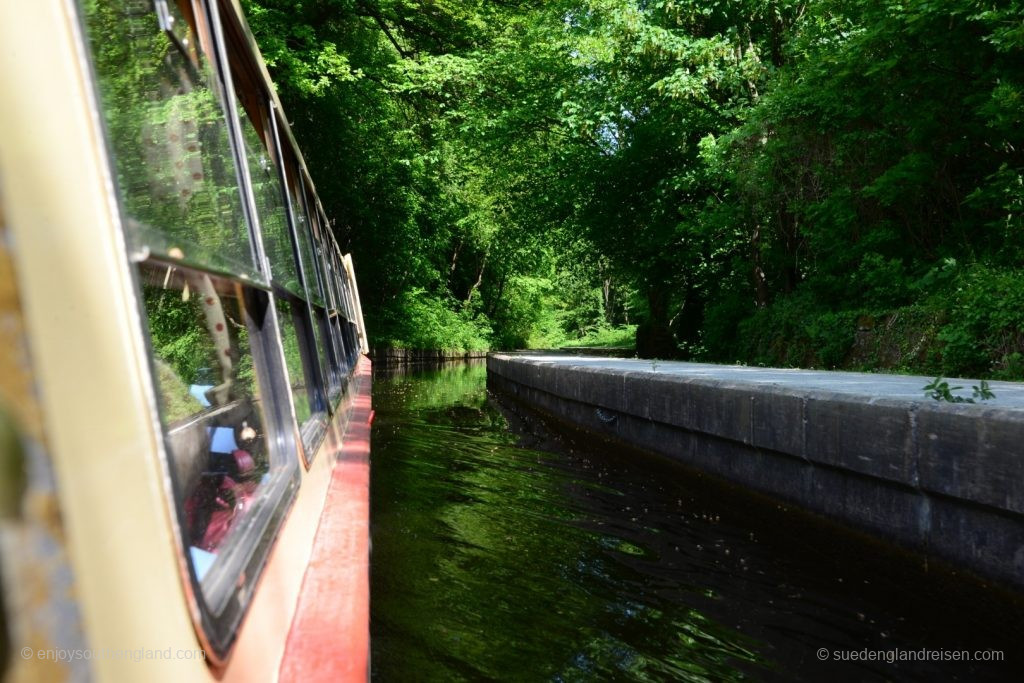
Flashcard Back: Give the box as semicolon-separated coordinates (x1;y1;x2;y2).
371;362;1021;681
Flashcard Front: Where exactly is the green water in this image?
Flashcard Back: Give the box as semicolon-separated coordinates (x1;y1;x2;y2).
370;362;1022;682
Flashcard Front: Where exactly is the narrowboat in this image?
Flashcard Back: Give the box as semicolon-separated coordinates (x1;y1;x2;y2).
0;0;371;680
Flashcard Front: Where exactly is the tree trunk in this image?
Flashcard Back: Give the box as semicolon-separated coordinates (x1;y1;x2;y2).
752;224;769;308
602;277;612;323
463;254;487;309
446;236;463;290
636;287;677;359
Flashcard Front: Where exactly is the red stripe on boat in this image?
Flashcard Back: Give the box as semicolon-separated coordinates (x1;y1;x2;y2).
280;356;372;682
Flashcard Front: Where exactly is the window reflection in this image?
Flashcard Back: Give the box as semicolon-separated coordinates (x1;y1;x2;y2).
289;184;325;307
274;297;311;425
276;295;329;450
236;101;301;294
139;263;270;578
312;306;341;397
84;0;258;277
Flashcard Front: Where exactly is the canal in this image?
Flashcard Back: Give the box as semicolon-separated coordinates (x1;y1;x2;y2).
370;362;1022;681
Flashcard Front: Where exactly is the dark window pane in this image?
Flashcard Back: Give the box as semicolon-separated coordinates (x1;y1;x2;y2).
311;306;340;397
84;0;258;277
305;299;331;395
313;235;335;311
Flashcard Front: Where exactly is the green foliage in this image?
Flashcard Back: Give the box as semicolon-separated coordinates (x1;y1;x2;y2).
144;287;209;382
731;292;857;369
237;0;1024;373
923;377;995;404
560;325;637;349
374;289;491;351
936;265;1024;378
155;359;204;423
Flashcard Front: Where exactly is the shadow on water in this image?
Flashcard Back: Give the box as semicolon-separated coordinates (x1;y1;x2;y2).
370;362;1024;682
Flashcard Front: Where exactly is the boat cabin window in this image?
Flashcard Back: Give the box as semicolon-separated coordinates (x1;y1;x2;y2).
138;263;274;561
291;179;326;308
325;249;354;375
83;0;261;281
338;255;361;367
330;248;356;366
319;237;347;375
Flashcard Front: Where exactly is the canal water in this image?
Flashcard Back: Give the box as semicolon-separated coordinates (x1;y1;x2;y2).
370;362;1022;682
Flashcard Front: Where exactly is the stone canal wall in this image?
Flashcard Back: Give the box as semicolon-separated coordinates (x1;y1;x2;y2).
487;353;1024;591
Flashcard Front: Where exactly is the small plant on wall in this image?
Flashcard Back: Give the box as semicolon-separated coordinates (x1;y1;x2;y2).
923;377;995;404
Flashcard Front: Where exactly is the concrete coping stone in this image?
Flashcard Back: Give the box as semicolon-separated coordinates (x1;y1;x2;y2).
488;353;1024;516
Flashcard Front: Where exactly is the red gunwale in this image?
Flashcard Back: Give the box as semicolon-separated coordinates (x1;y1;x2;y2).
279;355;372;682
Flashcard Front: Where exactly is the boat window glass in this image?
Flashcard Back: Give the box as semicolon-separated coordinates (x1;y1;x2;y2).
136;262;294;610
308;211;345;382
236;101;301;296
317;238;349;374
334;262;355;373
308;303;333;395
291;181;325;308
304;193;330;306
299;188;342;394
83;0;260;280
324;239;342;315
283;174;334;394
312;304;341;398
275;294;328;450
338;257;360;365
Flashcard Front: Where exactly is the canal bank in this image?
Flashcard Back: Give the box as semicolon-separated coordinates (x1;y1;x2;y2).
370;347;488;365
487;353;1024;592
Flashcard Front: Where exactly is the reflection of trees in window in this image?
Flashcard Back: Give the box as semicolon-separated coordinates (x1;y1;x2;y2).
236;104;299;292
289;185;323;304
84;0;256;276
139;263;269;558
142;266;255;419
274;297;312;425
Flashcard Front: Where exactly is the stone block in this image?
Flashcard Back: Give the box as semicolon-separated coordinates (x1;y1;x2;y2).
750;390;804;458
804;396;913;484
622;371;654;420
576;367;626;413
645;378;753;444
917;405;1024;515
927;495;1024;589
